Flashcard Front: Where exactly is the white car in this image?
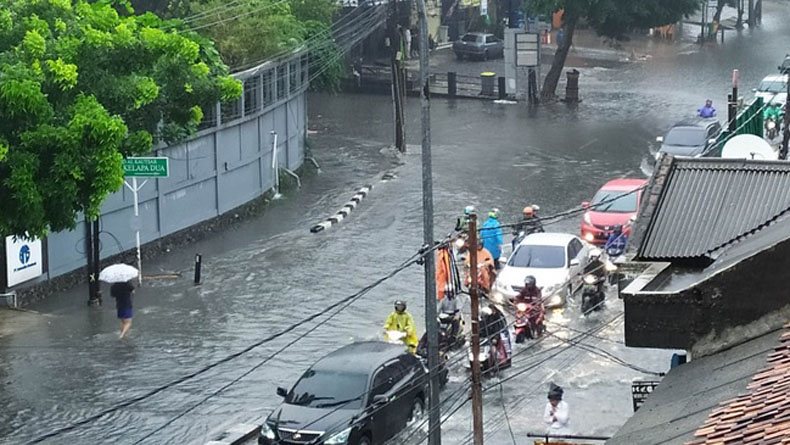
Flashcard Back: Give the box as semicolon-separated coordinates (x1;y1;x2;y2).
492;233;590;309
754;75;788;106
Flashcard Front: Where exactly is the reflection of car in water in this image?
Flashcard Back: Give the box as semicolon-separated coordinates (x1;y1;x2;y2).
452;32;504;60
655;118;722;159
580;179;646;245
493;233;589;309
259;342;428;445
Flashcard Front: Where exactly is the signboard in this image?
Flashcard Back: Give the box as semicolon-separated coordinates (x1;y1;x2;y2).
516;33;540;67
6;235;43;287
122;157;169;178
632;380;661;412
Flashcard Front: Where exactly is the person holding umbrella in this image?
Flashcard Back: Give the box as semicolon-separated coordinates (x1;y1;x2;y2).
100;264;139;339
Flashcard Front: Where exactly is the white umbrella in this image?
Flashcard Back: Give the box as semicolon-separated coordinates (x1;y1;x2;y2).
99;264;139;283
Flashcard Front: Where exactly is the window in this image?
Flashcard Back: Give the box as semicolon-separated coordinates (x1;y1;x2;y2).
663;128;706;146
462;34;479;43
486;36;497;44
759;78;786;93
508;245;566;269
591;190;639;213
243;75;261;115
569;239;583;260
277;65;287;100
286;369;366;409
369;362;400;402
706;125;720;139
262;69;274;107
300;54;308;86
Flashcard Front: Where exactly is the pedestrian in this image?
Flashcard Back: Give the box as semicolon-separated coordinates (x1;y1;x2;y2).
411;25;419;58
404;26;412;60
481;209;503;269
698;99;716;118
544;383;570;435
111;280;135;339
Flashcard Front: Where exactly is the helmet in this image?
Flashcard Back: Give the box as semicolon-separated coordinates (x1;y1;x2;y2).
548;383;564;401
394;300;407;312
522;206;534;217
589;248;602;259
464;205;475;216
489;208;500;219
523;275;536;287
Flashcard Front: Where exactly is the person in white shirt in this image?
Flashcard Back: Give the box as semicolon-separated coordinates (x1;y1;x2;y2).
543;383;570;436
404;27;412;60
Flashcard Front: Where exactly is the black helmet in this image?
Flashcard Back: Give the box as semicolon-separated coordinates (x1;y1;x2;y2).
394;300;407;312
548;383;564;401
524;275;536;287
613;224;623;233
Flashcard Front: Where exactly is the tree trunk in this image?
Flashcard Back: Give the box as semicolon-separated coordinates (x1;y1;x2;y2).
540;12;578;101
713;1;726;24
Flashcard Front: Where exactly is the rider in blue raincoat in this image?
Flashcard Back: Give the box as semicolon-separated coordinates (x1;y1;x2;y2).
481;209;503;267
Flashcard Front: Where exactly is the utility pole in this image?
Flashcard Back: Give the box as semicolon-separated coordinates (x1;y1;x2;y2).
782;78;790;160
389;0;406;152
736;0;743;30
416;0;440;443
748;0;755;28
468;214;484;445
700;0;707;43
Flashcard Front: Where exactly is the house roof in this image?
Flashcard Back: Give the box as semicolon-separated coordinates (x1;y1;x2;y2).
685;324;790;445
631;157;790;264
607;327;785;445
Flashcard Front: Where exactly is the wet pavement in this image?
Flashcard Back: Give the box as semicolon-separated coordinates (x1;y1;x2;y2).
3;2;790;444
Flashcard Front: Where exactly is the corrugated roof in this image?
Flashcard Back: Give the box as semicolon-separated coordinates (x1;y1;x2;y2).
635;158;790;262
686;323;790;445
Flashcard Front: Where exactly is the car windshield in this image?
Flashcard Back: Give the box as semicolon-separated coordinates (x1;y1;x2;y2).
591;190;638;213
759;79;786;93
508;245;565;268
286;369;366;409
663;127;706;146
462;34;479;43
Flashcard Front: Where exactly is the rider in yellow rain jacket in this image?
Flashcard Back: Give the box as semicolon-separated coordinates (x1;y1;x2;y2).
384;300;419;352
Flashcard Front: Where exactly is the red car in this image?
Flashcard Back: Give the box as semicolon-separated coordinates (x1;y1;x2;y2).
580;178;647;245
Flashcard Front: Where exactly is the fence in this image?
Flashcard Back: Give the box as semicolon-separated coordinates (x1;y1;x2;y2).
710;97;765;156
32;52;309;283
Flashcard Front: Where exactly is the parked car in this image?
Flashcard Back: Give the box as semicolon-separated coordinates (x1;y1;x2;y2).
655;118;723;159
754;74;788;106
779;55;790;75
453;32;504;60
580;179;647;245
259;342;427;445
492;233;590;309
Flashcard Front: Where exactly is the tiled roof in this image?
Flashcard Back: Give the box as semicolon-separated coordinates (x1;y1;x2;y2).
686;323;790;445
633;158;790;263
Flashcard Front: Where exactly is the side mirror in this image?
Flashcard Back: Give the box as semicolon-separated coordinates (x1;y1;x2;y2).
372;394;388;406
499;256;508;265
708;138;717;145
570;259;580;267
276;387;288;398
581;201;590;209
656;136;664;143
752;88;758;92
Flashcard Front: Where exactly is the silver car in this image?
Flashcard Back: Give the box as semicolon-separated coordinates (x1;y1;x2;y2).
453;32;504;61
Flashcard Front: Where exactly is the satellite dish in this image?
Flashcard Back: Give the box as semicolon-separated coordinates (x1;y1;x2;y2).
721;134;778;160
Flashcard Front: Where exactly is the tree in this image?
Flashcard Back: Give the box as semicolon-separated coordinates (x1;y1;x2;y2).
0;0;241;239
528;0;700;100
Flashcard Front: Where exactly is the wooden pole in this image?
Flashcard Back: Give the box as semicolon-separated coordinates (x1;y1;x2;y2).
468;214;484;445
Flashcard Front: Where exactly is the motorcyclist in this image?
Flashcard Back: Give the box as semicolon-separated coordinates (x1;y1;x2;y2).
455;205;476;232
439;290;462;340
764;102;784;125
513;206;544;249
465;239;495;293
604;225;628;257
480;303;511;365
584;248;606;282
513;275;545;331
698;99;716;118
384;300;419;352
481;209;503;269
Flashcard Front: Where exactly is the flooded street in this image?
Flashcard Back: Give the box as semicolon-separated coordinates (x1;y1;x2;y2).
2;2;790;444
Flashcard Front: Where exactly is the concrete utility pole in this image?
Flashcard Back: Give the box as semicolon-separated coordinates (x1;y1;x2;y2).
748;0;755;27
782;79;790;160
415;0;440;444
468;214;484;445
389;0;405;152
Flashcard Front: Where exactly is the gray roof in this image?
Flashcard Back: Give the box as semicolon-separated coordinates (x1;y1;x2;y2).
633;157;790;263
313;341;404;373
607;328;783;445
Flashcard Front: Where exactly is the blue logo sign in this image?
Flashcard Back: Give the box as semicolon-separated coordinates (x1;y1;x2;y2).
19;245;31;265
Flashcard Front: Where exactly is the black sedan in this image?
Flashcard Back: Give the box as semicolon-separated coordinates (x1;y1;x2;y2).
259;342;428;445
655;118;723;159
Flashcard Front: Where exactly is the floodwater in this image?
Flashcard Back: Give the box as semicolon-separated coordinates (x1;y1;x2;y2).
2;2;789;444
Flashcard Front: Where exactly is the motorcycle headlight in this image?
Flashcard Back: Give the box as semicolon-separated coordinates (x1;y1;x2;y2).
260;423;276;440
325;427;353;445
548;294;562;306
584;274;597;285
516;303;528;312
455;238;466;249
583;213;592;224
768;121;776;129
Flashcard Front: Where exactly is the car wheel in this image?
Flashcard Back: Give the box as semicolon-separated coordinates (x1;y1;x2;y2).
356;434;372;445
407;397;425;427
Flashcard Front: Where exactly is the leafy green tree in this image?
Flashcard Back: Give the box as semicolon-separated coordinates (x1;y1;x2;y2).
528;0;700;100
0;0;241;238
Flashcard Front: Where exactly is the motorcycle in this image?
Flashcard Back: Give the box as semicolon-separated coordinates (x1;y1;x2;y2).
766;117;779;140
513;302;545;343
416;311;466;357
581;273;606;315
467;332;512;374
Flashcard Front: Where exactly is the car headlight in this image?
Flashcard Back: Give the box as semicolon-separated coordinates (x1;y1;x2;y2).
583;213;592;224
325;427;353;445
584;232;595;242
260;423;276;440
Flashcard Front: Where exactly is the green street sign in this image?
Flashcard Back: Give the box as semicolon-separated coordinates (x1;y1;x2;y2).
123;157;169;178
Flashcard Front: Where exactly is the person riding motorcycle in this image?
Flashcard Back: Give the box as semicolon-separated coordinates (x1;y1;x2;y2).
439;290;463;340
585;249;606;282
481;209;504;268
512;206;544;249
698;99;716;118
513;275;545;332
764;102;784;122
465;239;495;293
480;303;511;367
455;205;476;232
384;300;419;352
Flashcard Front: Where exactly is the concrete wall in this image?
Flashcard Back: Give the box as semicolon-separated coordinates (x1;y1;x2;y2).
34;53;308;282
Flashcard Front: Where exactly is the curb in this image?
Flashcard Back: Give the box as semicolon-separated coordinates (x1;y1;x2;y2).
310;185;373;233
205;423;260;445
